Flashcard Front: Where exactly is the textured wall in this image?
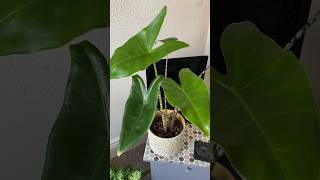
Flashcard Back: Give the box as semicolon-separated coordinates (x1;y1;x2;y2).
300;0;320;99
0;29;109;180
110;0;210;144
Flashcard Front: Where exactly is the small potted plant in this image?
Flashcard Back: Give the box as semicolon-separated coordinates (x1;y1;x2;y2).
110;166;146;180
111;6;210;157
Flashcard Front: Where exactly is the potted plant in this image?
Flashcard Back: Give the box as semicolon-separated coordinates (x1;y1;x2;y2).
111;6;210;157
110;166;147;180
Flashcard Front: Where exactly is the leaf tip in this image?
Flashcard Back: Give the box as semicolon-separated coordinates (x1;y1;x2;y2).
183;41;190;47
162;6;168;12
116;150;123;157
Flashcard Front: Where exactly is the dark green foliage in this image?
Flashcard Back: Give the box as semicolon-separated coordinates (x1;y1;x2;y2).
41;41;109;180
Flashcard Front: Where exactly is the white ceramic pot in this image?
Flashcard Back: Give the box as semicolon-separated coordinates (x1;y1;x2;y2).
148;110;186;157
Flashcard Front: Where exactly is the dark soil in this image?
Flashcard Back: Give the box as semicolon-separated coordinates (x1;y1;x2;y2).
150;115;183;138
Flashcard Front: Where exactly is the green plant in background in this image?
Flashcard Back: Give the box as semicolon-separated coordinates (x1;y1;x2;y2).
111;6;210;156
213;21;320;179
0;0;109;179
110;166;145;180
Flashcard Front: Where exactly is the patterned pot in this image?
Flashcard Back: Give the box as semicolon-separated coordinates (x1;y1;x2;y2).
148;110;186;157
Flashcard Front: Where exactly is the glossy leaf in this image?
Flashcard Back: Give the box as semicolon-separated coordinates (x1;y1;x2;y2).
118;75;164;155
110;6;189;79
162;68;210;136
0;0;109;56
41;41;109;180
213;22;320;179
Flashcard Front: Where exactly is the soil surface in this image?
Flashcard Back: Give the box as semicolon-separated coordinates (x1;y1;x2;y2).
150;116;183;138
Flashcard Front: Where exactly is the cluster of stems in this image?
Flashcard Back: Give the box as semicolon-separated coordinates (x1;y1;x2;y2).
153;56;172;133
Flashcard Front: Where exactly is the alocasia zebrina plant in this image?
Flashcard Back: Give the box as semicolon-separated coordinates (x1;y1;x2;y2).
213;21;320;179
0;1;110;179
111;6;210;156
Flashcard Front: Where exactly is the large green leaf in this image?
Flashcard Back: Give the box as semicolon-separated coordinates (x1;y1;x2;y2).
110;6;189;79
41;41;109;180
0;0;108;56
213;22;320;179
118;75;164;155
162;68;210;136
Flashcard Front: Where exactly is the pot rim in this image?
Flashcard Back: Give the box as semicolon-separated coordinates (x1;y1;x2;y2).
148;110;185;139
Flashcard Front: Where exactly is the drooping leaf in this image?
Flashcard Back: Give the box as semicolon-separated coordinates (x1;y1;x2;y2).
0;0;109;56
213;22;320;179
162;68;210;136
118;75;164;155
110;6;189;79
41;41;109;180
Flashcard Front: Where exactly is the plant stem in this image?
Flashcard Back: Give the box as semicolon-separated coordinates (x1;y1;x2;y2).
199;66;210;77
169;107;179;129
153;63;168;132
164;56;168;112
152;63;163;111
285;9;320;50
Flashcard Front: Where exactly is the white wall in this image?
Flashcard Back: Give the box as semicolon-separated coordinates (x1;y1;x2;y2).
110;0;210;145
300;1;320;99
